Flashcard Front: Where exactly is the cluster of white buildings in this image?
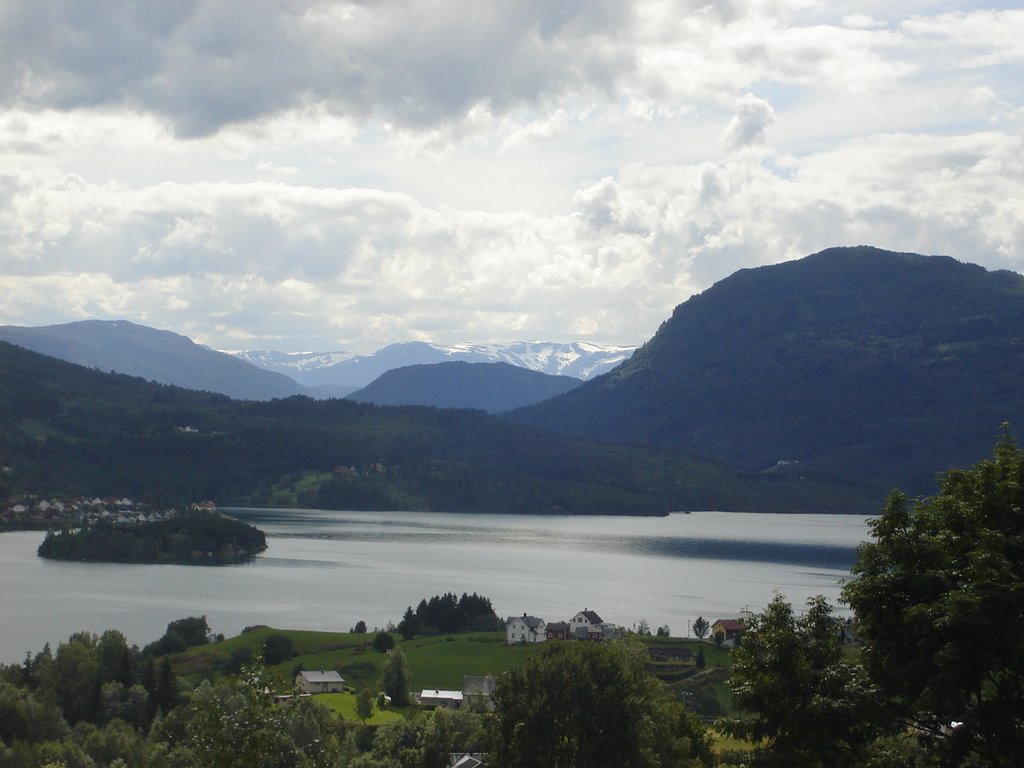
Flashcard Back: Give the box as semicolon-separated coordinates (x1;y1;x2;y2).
1;496;217;528
505;608;622;645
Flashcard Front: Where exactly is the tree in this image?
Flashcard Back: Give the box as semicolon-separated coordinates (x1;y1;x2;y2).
843;429;1024;767
397;606;419;640
53;633;100;725
185;664;341;768
356;688;374;723
153;657;180;715
261;634;294;665
692;616;709;640
490;638;712;768
695;647;705;669
634;618;651;636
372;631;395;653
721;594;882;768
352;620;368;634
380;647;410;707
144;615;211;657
96;630;133;688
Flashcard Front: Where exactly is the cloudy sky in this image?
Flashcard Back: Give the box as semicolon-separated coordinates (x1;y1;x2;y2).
1;1;1022;353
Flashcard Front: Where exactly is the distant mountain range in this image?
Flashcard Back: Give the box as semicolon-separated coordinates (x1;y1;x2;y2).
226;341;636;393
0;320;304;401
508;246;1024;496
0;321;630;410
348;361;582;413
5;245;1021;505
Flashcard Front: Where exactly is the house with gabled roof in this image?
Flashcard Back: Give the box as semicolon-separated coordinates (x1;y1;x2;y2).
449;753;486;768
545;621;569;640
506;614;546;644
711;618;745;645
295;669;345;694
420;689;463;708
569;609;603;639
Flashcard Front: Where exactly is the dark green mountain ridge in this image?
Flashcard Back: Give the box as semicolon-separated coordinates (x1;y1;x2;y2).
507;246;1024;495
347;361;581;413
0;340;874;514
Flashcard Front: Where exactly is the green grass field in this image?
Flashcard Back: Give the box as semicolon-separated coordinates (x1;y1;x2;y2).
315;691;406;724
172;628;735;716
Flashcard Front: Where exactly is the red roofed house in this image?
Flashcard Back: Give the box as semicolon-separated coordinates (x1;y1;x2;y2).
711;618;745;645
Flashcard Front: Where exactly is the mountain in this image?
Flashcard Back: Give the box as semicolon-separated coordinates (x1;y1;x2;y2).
0;320;305;401
347;361;582;413
0;340;876;514
227;341;635;392
507;246;1024;496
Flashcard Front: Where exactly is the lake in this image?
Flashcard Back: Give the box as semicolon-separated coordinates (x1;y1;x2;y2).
0;508;871;662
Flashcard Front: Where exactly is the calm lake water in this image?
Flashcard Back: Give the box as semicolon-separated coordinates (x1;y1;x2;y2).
0;509;871;663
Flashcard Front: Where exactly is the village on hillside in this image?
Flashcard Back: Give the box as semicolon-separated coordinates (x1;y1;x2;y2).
0;495;217;530
505;608;745;647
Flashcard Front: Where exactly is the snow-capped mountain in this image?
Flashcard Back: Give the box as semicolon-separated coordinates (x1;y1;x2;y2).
226;341;636;391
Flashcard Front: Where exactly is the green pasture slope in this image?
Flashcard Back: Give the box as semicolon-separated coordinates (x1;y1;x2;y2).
174;628;544;691
172;627;732;694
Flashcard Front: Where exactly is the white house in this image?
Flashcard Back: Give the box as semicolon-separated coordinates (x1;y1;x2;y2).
420;689;464;708
295;669;345;694
569;609;603;639
506;614;546;644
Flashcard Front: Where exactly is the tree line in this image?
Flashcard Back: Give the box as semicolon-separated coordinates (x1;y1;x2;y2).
396;592;504;638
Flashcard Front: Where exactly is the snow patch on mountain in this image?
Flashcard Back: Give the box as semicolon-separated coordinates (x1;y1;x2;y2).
224;341;636;388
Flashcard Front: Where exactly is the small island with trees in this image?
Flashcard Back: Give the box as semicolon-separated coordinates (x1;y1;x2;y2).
37;510;267;565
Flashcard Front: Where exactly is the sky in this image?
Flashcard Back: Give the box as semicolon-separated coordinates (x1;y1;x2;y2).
0;1;1022;354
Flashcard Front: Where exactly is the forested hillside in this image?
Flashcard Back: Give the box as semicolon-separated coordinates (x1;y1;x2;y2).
0;341;873;514
509;247;1024;495
347;361;581;413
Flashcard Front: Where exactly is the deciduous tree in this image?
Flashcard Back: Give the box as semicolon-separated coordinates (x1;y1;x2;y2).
721;594;882;767
843;429;1024;766
491;638;711;768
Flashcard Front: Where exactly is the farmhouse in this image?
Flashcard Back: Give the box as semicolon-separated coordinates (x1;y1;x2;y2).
420;689;464;708
711;618;745;645
506;614;546;644
568;609;607;639
295;669;345;694
545;620;569;640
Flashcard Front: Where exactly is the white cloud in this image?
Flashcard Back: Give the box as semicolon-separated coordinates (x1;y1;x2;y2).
721;94;776;150
0;2;1022;352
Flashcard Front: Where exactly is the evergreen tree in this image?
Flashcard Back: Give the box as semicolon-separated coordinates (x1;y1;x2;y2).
380;647;411;707
356;688;374;723
397;606;419;639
